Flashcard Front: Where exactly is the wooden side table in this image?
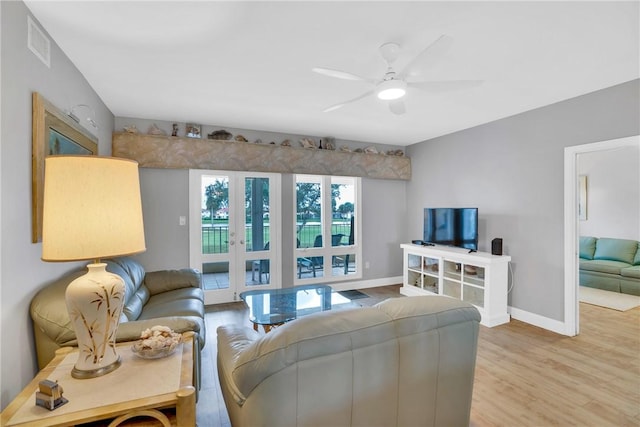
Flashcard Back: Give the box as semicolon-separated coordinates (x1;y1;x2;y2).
1;332;196;426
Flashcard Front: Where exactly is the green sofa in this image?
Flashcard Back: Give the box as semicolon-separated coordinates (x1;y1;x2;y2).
579;236;640;296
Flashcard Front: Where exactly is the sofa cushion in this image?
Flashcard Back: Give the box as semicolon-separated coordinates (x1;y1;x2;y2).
144;269;201;296
593;238;638;265
579;236;597;260
139;292;205;320
106;258;147;308
635;243;640;265
621;265;640;279
579;259;629;275
144;287;204;305
122;287;151;321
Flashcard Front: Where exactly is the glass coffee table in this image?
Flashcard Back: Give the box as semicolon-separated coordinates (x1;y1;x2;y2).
240;284;351;332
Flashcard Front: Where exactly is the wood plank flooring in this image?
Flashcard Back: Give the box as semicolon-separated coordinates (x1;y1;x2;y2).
196;287;640;427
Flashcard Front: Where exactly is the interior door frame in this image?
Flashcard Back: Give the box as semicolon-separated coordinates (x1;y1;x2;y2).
563;135;639;336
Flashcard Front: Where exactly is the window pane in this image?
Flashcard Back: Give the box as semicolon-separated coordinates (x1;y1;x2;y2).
245;177;270;252
201;176;229;254
332;253;357;277
296;175;322;249
201;262;229;290
297;256;324;279
332;177;355;246
248;258;270;285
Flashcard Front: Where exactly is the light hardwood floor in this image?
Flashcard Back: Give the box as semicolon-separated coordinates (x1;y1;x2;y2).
196;287;640;427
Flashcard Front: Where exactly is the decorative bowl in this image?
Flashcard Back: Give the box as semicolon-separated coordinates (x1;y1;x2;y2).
131;326;182;359
131;341;180;359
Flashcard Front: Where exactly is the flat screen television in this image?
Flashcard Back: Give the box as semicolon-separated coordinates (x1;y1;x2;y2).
423;208;478;250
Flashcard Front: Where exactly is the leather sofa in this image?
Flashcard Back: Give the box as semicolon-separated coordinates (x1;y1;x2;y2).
579;236;640;296
217;295;480;427
30;257;206;370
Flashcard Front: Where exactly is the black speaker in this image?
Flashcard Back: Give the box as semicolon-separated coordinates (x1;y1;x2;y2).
491;238;503;255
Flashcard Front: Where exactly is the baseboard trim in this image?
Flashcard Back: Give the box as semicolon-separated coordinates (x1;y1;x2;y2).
508;306;571;336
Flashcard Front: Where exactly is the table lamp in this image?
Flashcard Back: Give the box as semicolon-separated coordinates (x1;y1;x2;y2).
41;156;146;379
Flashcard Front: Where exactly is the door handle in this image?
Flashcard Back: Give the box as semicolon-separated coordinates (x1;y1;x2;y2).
240;239;245;245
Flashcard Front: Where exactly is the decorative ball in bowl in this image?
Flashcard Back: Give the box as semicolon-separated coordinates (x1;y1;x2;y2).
131;325;182;359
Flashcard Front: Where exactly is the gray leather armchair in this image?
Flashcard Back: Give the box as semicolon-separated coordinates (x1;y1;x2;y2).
217;295;480;427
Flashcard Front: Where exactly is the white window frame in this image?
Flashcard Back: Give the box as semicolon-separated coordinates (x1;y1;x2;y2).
294;175;362;284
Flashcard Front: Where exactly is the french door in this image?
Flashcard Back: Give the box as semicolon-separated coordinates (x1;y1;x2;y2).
189;170;280;304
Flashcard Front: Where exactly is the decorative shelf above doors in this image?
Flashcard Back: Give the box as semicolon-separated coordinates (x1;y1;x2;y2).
112;133;411;180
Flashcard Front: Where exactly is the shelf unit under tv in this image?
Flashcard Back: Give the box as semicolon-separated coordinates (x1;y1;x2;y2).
401;243;512;327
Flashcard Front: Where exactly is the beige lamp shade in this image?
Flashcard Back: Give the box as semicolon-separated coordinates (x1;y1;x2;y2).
42;156;146;261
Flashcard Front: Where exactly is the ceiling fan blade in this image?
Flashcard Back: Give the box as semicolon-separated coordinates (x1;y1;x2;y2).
322;90;375;113
397;34;453;80
407;80;483;93
312;67;375;83
389;99;406;115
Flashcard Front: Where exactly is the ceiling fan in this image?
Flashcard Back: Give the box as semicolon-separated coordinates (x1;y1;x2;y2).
312;35;482;115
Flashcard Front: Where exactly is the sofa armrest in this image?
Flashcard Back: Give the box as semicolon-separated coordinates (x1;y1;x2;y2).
144;269;201;296
217;325;261;405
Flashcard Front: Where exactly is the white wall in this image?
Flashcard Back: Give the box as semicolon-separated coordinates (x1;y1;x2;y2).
0;2;114;409
578;144;640;240
406;79;640;323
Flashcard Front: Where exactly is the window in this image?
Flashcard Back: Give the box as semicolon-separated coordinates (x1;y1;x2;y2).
294;175;361;283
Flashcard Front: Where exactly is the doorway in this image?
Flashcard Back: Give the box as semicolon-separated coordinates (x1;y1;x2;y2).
563;135;640;335
189;170;281;304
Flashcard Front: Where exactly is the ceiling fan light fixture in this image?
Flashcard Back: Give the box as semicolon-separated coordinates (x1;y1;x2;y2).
376;80;407;100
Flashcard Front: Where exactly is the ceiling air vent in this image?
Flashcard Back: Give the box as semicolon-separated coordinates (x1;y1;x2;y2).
27;16;50;68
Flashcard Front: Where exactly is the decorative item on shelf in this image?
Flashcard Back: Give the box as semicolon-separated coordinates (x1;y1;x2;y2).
387;149;404;156
269;141;276;145
148;123;166;136
324;138;336;150
281;139;291;147
318;139;323;149
339;145;351;152
207;129;232;140
364;146;379;154
186;123;201;138
41;156;146;379
253;138;263;144
35;379;68;411
464;265;478;275
354;147;364;153
172;123;178;137
123;124;138;134
234;134;248;142
299;138;316;149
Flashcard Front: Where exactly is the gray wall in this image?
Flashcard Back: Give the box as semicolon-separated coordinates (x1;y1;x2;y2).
578;145;640;240
0;2;114;410
116;117;408;283
406;79;640;322
133;168;407;284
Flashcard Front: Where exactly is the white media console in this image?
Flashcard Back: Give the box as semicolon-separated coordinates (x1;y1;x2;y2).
401;243;512;327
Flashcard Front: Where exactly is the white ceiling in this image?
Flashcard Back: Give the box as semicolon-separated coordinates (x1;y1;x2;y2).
24;1;639;146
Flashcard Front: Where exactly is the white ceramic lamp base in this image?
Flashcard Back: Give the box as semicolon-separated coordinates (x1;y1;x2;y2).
65;263;125;379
